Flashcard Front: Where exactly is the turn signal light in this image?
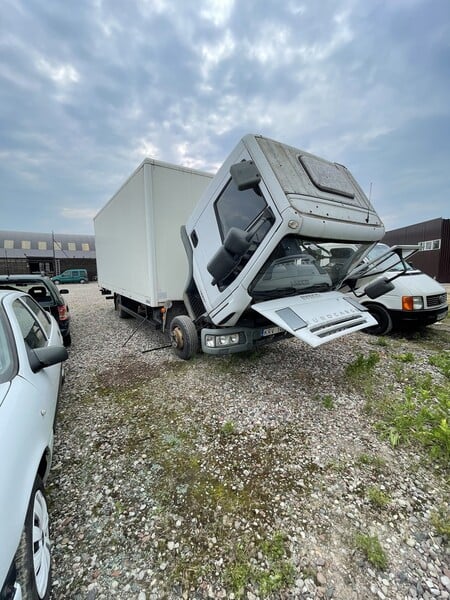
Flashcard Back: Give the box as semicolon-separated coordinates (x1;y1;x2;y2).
402;296;423;311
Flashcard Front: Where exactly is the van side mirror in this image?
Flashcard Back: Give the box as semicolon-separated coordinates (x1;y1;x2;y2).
364;277;395;299
230;160;261;191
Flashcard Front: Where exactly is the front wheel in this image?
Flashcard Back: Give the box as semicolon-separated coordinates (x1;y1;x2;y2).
53;280;60;285
170;315;199;360
15;476;51;599
79;279;86;284
365;304;393;335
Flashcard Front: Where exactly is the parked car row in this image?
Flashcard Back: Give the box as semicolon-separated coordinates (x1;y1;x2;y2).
0;275;72;347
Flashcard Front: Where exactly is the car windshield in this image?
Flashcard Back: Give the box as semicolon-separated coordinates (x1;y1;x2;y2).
250;236;373;299
0;306;14;384
364;243;414;273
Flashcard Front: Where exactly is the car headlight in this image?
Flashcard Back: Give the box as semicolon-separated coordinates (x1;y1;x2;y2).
402;296;424;311
205;333;241;348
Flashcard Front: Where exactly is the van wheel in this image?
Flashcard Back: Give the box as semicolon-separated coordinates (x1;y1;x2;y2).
53;280;60;285
15;476;51;599
170;315;198;360
80;279;86;284
365;304;393;335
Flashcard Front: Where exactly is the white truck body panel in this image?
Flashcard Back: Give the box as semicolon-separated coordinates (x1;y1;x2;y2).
94;159;213;306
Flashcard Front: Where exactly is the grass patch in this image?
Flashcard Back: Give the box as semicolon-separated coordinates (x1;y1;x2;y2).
356;453;387;470
354;533;388;570
322;394;334;409
366;485;391;509
368;372;450;463
345;352;380;380
394;352;415;363
430;504;450;538
224;532;295;598
429;351;450;378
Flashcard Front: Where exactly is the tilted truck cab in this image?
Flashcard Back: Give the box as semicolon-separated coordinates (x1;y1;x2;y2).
95;134;389;359
181;134;385;355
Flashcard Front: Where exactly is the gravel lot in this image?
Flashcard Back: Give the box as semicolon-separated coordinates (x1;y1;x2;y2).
48;283;449;600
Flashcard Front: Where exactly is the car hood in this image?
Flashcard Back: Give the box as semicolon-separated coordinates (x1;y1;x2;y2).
387;272;446;297
0;381;11;407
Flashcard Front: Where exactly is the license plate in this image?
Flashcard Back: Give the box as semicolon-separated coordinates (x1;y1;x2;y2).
436;310;448;321
261;325;284;337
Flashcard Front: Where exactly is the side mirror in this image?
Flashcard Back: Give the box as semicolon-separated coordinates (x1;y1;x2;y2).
364;277;395;299
28;345;68;373
207;228;252;286
230;160;261;191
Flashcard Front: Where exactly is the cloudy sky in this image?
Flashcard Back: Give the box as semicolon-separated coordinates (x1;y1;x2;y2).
1;0;449;235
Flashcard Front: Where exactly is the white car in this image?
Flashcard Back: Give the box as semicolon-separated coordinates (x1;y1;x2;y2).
322;243;448;335
0;289;68;600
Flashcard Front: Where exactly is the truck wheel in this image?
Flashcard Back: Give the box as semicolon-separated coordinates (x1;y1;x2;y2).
365;304;393;335
15;476;51;599
170;315;199;360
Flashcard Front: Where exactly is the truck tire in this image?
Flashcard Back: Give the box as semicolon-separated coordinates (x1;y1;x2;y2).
170;315;199;360
15;475;51;599
364;304;393;336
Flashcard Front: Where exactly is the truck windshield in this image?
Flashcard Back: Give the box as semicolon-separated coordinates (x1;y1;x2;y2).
250;236;373;299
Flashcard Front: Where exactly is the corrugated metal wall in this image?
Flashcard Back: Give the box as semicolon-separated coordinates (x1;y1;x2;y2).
383;218;449;282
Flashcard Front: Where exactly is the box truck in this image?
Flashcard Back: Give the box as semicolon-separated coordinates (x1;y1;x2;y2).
325;242;448;334
95;134;392;359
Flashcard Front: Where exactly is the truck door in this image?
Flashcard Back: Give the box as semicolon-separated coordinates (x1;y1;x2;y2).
188;149;280;315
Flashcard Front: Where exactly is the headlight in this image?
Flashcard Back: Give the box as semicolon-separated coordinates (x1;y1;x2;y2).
205;333;241;348
402;296;423;311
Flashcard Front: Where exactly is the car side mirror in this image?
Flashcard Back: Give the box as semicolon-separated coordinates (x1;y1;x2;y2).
28;346;68;373
364;277;395;299
230;160;261;191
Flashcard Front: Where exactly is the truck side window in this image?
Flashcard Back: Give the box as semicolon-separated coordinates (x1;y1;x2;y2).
215;179;268;239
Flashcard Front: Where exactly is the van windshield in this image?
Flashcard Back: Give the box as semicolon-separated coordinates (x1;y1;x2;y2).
250;236;373;299
365;243;414;273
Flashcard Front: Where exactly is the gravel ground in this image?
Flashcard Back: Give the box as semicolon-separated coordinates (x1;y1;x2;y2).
48;284;449;600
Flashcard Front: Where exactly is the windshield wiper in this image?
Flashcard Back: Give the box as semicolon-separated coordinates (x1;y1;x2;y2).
252;283;331;299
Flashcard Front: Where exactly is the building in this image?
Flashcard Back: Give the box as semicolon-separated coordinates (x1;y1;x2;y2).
383;218;450;283
0;230;97;280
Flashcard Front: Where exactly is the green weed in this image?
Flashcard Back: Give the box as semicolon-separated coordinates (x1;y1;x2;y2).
394;352;415;363
430;505;450;538
345;352;380;380
354;533;388;570
366;486;391;509
429;351;450;378
322;395;334;409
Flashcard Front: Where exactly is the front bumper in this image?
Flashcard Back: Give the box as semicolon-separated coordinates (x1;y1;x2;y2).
201;325;291;355
390;306;448;326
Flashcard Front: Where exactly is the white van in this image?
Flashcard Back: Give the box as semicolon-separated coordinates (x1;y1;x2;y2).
323;243;448;335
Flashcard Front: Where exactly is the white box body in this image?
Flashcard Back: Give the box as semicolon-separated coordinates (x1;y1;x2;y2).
94;159;213;307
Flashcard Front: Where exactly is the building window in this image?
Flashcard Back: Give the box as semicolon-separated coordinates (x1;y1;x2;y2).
3;240;14;249
68;242;76;251
419;239;441;251
38;241;47;250
21;240;31;250
82;242;90;251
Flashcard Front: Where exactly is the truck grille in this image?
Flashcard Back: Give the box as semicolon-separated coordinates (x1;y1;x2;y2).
426;293;447;307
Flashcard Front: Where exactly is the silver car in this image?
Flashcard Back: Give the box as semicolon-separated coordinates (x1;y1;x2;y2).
0;289;68;600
